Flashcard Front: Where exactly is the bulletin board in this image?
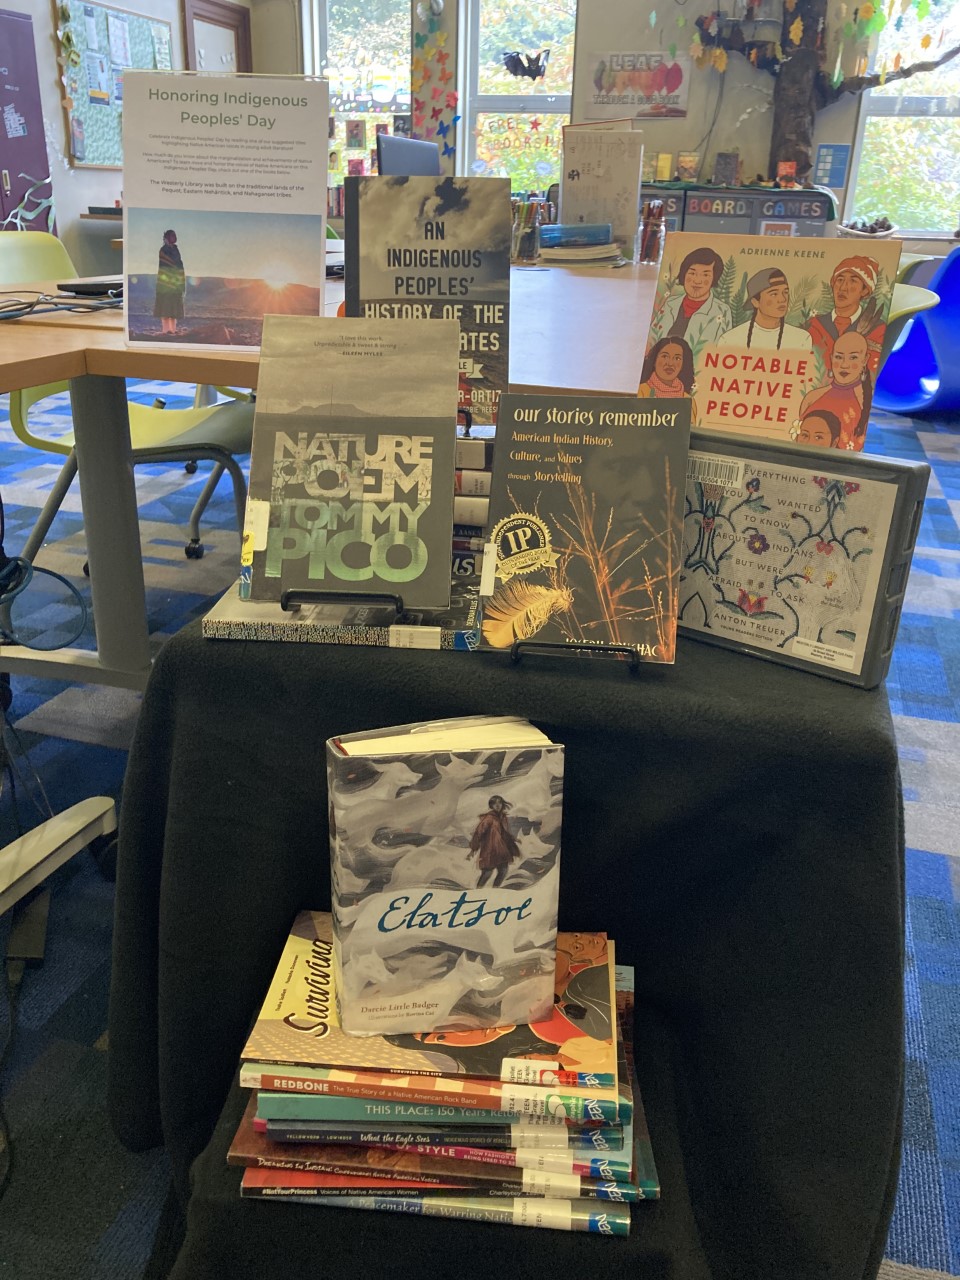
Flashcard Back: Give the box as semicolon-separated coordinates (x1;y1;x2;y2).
54;0;174;168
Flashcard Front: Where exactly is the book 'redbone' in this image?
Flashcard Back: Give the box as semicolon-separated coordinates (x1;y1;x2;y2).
242;315;460;608
343;175;512;429
327;717;572;1035
481;392;691;661
645;231;902;447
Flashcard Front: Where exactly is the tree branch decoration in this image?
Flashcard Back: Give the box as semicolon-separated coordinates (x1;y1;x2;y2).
686;0;960;177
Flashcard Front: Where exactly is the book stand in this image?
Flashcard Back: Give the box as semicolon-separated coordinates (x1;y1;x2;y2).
279;589;404;614
508;638;642;672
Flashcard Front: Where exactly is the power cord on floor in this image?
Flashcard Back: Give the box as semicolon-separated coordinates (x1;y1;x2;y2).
0;956;25;1202
0;486;88;650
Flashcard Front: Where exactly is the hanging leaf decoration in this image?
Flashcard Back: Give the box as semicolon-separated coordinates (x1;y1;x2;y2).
712;46;728;70
859;2;874;18
893;50;902;68
878;60;888;82
677;14;687;26
920;31;932;46
669;41;677;57
650;10;657;26
789;16;804;43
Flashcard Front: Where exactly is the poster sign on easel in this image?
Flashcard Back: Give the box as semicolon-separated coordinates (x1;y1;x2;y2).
122;71;328;349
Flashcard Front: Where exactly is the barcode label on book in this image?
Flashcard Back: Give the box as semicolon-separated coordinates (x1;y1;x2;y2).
521;1169;581;1197
501;1057;562;1084
687;451;745;488
512;1198;573;1230
510;1123;569;1148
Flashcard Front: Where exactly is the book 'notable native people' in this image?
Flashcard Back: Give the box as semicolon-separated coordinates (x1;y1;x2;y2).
644;232;902;448
326;716;564;1036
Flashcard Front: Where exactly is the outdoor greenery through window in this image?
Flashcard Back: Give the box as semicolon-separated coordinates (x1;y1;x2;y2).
850;0;960;234
467;0;576;188
317;0;412;193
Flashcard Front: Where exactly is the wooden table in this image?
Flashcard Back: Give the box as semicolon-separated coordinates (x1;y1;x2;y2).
0;265;656;688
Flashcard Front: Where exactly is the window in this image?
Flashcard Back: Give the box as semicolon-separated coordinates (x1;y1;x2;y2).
305;0;578;192
464;0;576;188
305;0;412;200
848;0;960;235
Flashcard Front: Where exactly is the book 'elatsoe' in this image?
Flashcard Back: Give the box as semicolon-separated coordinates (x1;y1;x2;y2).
327;716;567;1035
241;315;459;608
481;393;691;661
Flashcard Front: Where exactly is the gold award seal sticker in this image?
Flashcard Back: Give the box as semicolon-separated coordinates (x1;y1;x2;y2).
490;512;557;582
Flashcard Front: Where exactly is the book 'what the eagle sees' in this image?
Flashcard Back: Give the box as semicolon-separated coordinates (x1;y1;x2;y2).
326;716;565;1036
241;315;460;608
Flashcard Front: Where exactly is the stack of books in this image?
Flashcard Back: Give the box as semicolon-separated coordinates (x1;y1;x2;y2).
453;435;495;561
230;911;658;1233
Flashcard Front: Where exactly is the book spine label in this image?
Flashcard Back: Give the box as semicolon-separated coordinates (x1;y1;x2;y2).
455;469;492;496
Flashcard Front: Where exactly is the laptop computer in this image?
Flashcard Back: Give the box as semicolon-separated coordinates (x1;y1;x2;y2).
376;133;442;177
57;280;123;297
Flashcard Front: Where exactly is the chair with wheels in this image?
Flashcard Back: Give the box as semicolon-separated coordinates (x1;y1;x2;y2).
876;253;958;414
0;230;254;560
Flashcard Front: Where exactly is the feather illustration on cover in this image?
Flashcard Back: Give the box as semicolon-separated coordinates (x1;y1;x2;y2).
327;716;564;1036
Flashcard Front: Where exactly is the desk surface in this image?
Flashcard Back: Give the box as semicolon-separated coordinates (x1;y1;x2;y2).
1;265;657;396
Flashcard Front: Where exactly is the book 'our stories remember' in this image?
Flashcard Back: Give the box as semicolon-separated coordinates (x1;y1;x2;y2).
343;175;512;429
481;393;691;661
326;717;570;1037
241;315;459;608
644;231;902;447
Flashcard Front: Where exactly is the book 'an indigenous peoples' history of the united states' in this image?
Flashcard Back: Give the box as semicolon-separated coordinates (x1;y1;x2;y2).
326;716;565;1036
343;175;512;429
241;316;459;607
481;393;691;661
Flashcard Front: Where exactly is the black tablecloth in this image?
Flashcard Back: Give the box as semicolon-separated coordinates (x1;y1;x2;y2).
108;623;904;1279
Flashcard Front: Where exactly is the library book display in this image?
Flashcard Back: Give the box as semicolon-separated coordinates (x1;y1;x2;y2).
108;629;904;1279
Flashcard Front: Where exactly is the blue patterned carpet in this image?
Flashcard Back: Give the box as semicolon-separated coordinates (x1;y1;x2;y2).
0;384;957;1279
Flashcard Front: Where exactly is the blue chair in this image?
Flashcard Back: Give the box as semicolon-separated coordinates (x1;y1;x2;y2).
875;246;960;414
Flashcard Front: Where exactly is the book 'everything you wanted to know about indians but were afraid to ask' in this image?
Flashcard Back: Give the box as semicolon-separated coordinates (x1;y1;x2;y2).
240;315;460;609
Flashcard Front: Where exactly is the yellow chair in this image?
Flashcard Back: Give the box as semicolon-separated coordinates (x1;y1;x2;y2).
0;230;253;561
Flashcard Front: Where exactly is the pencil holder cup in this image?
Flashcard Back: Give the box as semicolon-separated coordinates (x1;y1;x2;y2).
511;203;541;264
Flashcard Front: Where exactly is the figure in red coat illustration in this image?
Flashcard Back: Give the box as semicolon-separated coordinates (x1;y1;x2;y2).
468;794;522;888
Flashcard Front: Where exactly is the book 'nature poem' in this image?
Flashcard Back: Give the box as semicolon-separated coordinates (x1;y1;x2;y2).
326;716;564;1035
242;316;459;608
